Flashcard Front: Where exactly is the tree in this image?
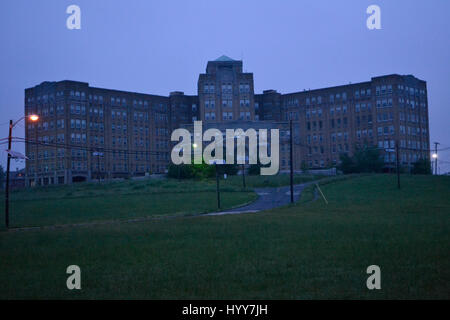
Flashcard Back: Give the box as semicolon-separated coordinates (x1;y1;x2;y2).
353;145;384;173
247;163;272;175
411;158;432;175
338;153;356;174
338;145;384;174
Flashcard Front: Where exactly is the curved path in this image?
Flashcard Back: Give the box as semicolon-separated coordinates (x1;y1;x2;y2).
206;182;314;216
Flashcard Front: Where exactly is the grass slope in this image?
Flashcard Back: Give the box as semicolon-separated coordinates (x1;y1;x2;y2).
0;174;448;299
1;177;257;228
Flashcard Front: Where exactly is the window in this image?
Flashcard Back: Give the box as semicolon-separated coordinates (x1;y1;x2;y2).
239;83;250;93
222;99;232;108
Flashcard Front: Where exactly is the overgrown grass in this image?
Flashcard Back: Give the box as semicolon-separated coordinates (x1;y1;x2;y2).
0;174;448;299
223;173;325;188
0;173;322;228
0;177;256;229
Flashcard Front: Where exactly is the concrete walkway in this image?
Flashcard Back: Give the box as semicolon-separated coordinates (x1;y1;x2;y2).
205;182;314;216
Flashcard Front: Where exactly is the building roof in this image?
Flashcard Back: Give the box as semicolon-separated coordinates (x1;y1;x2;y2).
214;55;235;62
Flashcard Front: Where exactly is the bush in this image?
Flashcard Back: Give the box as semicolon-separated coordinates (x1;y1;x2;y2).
300;161;309;173
167;162;239;179
192;163;215;179
167;164;195;179
220;164;239;176
338;153;356;174
248;164;261;175
411;159;432;175
338;145;384;174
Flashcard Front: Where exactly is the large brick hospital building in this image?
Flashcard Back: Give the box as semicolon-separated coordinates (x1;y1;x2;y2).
24;55;430;185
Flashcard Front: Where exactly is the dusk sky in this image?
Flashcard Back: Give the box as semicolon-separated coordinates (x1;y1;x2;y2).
1;0;449;172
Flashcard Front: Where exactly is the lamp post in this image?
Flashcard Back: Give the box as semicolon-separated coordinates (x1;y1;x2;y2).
242;163;246;189
432;152;438;175
433;142;439;175
209;159;224;209
4;114;39;228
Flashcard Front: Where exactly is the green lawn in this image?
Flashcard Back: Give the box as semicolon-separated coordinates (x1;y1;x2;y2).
223;173;324;188
0;174;449;299
1;177;257;228
1;173;321;229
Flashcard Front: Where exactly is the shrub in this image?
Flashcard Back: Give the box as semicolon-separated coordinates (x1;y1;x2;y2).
167;164;195;179
411;159;432;175
338;145;384;174
248;164;261;175
167;162;238;179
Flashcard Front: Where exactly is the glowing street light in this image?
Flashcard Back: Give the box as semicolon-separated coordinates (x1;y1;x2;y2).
4;114;39;228
28;114;39;122
432;153;438;159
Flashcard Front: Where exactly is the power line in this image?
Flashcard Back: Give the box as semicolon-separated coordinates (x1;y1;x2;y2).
11;137;169;156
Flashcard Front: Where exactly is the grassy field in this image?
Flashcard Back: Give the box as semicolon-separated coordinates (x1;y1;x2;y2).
223;172;323;188
0;174;449;299
1;173;320;229
1;177;258;229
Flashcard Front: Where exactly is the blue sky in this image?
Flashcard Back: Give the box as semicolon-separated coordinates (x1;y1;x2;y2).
1;0;449;172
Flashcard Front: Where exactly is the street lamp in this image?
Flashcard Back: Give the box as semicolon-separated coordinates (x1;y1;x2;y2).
4;114;39;228
432;153;438;159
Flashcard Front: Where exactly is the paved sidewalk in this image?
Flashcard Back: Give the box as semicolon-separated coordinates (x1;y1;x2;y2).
205;182;314;216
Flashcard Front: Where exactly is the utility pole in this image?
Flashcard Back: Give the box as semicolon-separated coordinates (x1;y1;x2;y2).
289;120;294;203
5;120;12;228
215;162;220;209
434;142;440;175
97;153;101;182
241;163;246;189
396;140;400;189
4;115;39;228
